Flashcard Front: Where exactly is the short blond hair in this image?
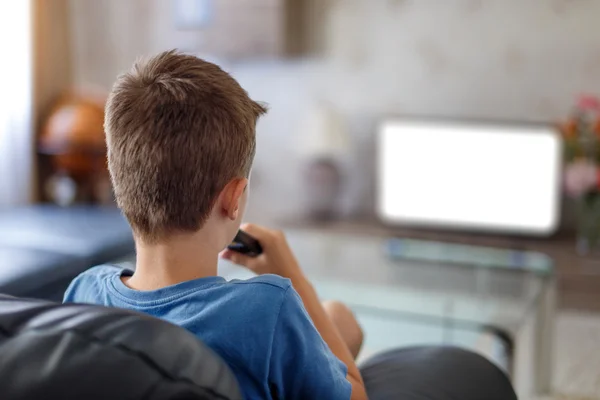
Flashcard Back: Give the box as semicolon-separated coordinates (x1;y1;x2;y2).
105;50;267;242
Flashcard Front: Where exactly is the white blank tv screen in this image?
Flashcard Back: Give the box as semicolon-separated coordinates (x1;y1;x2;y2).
377;120;562;235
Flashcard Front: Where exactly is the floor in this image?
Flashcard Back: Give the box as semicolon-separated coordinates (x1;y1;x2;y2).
537;310;600;400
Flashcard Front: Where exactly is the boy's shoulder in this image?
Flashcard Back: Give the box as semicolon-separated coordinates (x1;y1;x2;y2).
70;266;291;293
228;274;292;292
222;274;294;310
63;264;125;303
80;264;125;277
70;264;125;286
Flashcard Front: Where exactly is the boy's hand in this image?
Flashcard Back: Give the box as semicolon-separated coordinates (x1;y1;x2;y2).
220;224;304;279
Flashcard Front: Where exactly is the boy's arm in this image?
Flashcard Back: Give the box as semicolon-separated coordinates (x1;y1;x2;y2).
286;272;367;398
221;224;368;400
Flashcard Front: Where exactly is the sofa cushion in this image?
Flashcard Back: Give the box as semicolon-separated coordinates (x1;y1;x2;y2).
0;295;242;400
0;246;87;299
0;205;134;263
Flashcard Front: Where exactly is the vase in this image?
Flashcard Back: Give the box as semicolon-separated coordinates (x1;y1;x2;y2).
297;101;350;222
576;192;600;255
303;157;343;221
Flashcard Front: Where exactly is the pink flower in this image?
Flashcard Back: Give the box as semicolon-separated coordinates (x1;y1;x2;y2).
577;95;600;112
564;159;598;197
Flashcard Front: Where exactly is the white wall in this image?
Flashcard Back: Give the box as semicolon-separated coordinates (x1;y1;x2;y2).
322;0;600;121
68;0;600;223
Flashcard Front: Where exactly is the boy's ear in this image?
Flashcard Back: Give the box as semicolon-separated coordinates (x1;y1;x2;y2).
220;177;248;221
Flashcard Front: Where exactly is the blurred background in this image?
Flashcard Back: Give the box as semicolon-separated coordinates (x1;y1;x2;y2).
1;1;600;399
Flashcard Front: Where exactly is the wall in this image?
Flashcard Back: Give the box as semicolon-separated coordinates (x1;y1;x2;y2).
323;0;600;121
68;0;319;88
68;0;600;224
70;0;173;90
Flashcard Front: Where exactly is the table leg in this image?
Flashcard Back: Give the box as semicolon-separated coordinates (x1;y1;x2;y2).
513;277;556;398
533;277;556;394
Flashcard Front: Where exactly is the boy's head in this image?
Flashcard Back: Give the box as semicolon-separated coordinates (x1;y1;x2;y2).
105;50;267;244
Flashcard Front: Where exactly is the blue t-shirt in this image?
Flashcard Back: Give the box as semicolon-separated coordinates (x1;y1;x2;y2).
63;265;351;400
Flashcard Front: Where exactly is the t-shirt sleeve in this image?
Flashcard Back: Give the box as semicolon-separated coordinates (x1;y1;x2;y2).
63;271;89;303
268;287;352;400
62;265;120;304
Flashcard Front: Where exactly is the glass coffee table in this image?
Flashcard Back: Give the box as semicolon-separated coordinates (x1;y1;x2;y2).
217;229;556;399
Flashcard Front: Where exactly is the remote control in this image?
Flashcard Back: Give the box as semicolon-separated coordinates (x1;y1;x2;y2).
227;229;263;257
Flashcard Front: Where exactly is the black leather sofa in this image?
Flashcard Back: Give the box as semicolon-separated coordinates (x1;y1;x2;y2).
0;205;134;301
0;294;517;400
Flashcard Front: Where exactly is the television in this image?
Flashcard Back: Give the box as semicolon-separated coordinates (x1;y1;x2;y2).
377;120;562;236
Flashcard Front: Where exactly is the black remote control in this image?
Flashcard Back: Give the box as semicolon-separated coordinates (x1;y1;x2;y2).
227;229;263;257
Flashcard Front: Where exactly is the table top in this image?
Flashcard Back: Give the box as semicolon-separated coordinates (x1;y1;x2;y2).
218;228;554;335
280;218;600;312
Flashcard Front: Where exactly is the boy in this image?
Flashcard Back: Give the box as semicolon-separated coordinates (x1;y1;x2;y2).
64;50;367;400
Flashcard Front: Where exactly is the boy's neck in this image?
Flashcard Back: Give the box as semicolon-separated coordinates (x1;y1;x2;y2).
124;232;220;291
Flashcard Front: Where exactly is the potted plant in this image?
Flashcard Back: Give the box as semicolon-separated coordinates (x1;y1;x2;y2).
562;95;600;254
